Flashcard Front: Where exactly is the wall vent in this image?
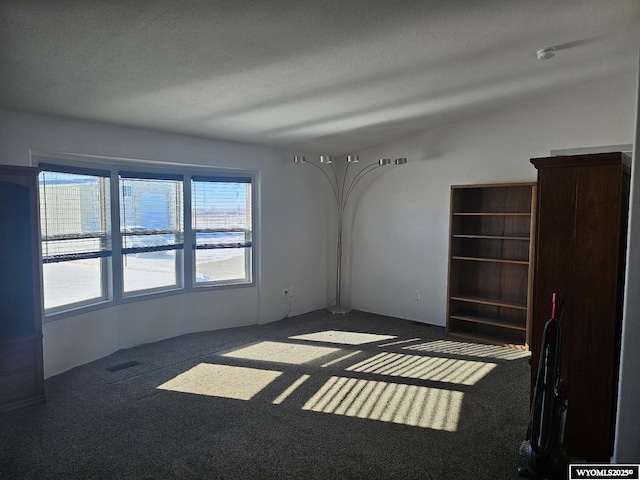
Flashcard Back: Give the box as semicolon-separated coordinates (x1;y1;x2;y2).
106;361;142;372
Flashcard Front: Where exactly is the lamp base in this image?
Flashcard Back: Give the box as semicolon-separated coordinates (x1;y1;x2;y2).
327;306;352;315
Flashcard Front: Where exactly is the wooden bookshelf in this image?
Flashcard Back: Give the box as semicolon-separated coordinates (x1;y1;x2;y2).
446;183;536;349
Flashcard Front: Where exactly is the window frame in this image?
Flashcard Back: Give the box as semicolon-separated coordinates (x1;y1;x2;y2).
38;164;113;314
191;175;253;287
34;153;257;323
119;171;185;297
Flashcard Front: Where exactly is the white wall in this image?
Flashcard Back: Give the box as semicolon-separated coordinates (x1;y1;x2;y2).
614;50;640;463
0;109;332;377
347;72;637;325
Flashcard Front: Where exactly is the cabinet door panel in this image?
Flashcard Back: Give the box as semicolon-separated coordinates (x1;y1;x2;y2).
0;339;36;373
0;368;38;404
564;165;622;459
0;181;36;336
531;168;576;357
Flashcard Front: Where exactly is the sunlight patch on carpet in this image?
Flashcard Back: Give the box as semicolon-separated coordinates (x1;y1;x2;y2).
377;337;422;347
157;363;282;400
272;374;311;405
345;352;497;385
403;340;531;360
222;341;341;365
321;350;362;368
290;330;396;345
303;376;463;431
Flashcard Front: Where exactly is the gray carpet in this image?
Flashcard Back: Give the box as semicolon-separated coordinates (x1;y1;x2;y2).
0;310;532;479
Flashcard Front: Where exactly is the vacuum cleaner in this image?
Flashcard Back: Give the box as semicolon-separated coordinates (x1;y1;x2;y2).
517;293;568;480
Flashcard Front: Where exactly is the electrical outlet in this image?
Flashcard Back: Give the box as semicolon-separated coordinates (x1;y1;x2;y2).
415;290;421;301
283;288;289;298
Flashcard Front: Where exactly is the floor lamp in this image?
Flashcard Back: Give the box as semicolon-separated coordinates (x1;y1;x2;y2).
294;154;407;314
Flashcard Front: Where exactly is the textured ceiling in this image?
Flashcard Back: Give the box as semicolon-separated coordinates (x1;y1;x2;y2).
1;0;638;156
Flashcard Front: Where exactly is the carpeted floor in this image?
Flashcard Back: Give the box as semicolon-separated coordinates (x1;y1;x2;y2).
0;310;532;479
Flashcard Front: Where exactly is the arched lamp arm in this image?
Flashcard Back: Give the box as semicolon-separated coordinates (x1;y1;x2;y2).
305;160;340;207
343;163;381;209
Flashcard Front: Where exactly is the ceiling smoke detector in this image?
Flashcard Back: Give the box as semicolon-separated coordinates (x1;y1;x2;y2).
537;47;556;60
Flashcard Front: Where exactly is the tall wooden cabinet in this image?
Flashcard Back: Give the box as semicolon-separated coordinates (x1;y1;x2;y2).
0;165;45;412
531;152;630;461
446;183;536;349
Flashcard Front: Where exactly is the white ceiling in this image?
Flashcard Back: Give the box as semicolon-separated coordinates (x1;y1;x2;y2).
1;0;638;156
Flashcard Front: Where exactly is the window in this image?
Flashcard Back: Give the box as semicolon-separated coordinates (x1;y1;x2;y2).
192;177;252;285
37;158;254;317
119;173;184;294
39;166;111;311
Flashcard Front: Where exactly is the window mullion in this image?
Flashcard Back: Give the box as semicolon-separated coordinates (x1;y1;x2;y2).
110;170;123;302
246;183;253;282
183;176;193;289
